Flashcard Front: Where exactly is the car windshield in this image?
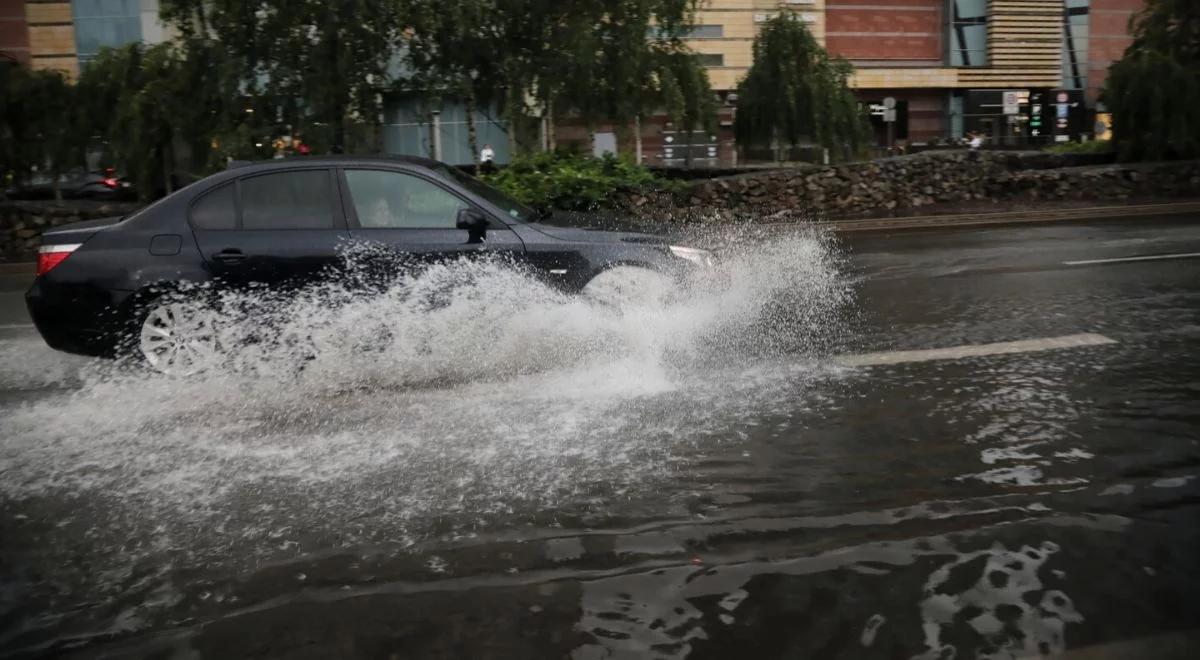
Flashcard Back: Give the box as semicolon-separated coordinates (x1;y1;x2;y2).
435;165;539;223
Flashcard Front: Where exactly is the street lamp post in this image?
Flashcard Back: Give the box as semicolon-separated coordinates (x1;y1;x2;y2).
431;110;443;161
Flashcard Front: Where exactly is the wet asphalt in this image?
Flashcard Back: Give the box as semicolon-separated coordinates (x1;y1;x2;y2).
1;215;1199;659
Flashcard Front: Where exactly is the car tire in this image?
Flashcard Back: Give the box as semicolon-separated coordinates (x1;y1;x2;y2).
123;292;221;376
581;265;674;309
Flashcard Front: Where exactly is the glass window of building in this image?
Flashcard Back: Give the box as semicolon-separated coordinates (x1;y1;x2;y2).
72;0;143;66
949;0;988;67
1062;0;1090;91
648;25;724;40
694;53;725;67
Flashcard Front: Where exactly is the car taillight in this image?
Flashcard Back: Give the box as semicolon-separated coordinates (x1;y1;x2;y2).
36;243;81;277
103;177;118;188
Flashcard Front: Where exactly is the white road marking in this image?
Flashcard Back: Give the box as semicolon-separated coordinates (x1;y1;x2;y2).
0;323;34;330
1064;252;1200;266
836;333;1116;368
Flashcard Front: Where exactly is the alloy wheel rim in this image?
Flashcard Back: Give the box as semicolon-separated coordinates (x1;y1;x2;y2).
138;302;218;375
583;266;673;309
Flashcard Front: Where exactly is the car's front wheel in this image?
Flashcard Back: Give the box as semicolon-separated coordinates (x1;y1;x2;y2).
582;265;675;309
133;297;221;376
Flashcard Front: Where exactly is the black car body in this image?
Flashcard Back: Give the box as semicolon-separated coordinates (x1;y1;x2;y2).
26;156;703;360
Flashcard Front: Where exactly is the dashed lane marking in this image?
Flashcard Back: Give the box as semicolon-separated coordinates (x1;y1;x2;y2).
1064;252;1200;266
836;333;1116;368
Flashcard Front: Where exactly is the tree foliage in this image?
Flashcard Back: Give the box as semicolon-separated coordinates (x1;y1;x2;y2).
400;0;716;152
1104;0;1200;161
75;41;228;200
480;150;682;211
5;0;721;201
734;13;866;161
401;0;504;160
161;0;409;153
1;65;82;198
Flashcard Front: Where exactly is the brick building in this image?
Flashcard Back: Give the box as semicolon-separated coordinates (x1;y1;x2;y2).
0;0;172;80
654;0;1147;163
0;0;30;66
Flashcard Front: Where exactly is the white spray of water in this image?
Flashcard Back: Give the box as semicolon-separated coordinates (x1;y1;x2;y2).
0;232;852;533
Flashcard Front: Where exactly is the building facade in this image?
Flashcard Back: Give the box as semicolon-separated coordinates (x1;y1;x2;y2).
674;0;1145;157
4;0;1147;164
0;0;31;66
3;0;170;79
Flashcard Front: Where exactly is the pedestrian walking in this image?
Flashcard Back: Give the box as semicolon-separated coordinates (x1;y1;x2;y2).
479;143;497;174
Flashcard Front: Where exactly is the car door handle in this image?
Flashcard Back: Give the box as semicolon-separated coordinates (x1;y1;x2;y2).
213;248;247;264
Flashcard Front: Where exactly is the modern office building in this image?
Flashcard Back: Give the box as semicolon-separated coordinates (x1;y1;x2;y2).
677;0;1144;155
4;0;171;79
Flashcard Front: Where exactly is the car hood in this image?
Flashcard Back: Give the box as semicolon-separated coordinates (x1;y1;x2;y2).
523;221;668;246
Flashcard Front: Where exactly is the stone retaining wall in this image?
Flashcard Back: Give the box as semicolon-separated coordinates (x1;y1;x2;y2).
632;151;1200;220
0;201;140;261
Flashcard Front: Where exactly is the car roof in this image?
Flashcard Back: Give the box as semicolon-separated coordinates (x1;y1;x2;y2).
226;154;446;174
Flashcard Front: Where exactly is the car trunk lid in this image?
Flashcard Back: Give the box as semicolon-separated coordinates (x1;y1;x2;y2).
38;215;126;247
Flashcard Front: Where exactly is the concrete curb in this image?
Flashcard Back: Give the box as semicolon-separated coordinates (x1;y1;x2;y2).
820;201;1200;233
0;262;34;275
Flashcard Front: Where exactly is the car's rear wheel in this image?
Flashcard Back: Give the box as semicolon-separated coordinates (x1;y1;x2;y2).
135;298;220;376
582;265;674;309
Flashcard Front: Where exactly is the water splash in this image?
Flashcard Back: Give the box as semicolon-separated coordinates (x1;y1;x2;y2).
0;230;853;526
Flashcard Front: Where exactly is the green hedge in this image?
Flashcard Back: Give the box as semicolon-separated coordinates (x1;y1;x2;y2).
1043;140;1114;155
479;152;683;211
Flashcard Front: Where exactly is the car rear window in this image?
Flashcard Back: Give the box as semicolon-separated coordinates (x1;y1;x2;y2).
240;170;335;230
190;183;236;230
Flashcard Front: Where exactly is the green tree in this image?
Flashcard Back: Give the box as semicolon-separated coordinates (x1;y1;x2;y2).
161;0;409;153
734;12;867;162
543;1;713;148
649;42;718;165
76;41;226;200
1104;0;1200;161
0;66;82;200
402;0;504;161
395;0;717;160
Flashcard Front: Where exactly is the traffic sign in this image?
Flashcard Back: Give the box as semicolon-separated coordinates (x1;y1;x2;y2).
1003;91;1020;115
883;108;897;123
883;96;896;109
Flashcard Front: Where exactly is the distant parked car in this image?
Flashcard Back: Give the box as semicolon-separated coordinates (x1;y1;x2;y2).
3;168;135;201
26;155;712;374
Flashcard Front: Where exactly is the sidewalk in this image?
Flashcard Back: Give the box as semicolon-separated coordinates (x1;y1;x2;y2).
821;200;1200;233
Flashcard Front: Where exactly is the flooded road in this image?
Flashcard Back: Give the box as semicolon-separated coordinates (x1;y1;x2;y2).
2;216;1199;659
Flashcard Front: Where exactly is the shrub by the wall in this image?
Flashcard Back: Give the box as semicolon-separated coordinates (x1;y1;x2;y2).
480;152;684;211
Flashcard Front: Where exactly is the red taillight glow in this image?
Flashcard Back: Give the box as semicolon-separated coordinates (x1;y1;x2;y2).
36;244;81;277
103;177;118;188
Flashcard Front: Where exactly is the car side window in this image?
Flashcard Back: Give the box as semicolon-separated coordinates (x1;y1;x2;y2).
344;169;468;229
241;170;335;230
190;183;236;230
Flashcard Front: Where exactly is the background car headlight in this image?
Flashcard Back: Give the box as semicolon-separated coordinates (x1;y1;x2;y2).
669;245;714;267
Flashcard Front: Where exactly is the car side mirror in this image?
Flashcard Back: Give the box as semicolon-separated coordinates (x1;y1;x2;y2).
456;208;489;243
